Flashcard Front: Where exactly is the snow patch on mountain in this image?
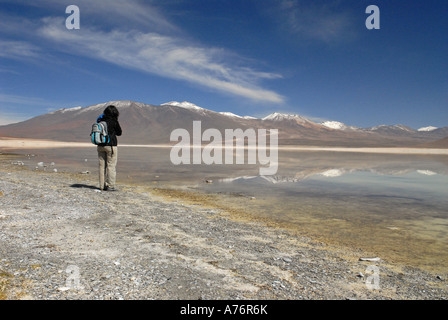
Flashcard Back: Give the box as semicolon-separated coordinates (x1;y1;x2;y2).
49;106;83;115
319;169;344;177
218;112;258;120
417;170;437;176
369;124;415;132
369;125;388;130
394;124;415;132
262;112;311;123
219;112;242;118
76;101;148;115
321;121;347;130
418;126;438;132
162;101;204;111
263;112;293;121
59;106;82;113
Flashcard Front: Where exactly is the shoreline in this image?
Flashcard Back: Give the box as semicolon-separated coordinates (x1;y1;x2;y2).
1;137;447;154
0;153;447;299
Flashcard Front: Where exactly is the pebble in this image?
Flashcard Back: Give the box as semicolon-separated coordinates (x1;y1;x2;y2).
359;257;381;262
0;159;447;300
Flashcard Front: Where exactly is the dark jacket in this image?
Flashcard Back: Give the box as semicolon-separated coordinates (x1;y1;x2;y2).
97;114;122;147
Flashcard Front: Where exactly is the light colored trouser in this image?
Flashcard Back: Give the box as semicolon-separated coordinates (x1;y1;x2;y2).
97;146;118;189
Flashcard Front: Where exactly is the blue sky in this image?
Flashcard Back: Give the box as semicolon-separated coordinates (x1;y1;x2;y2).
0;0;447;128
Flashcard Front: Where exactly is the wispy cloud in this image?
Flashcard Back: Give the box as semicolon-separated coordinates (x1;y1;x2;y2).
0;112;29;125
0;93;56;106
0;40;41;60
0;0;284;104
273;0;356;43
38;18;284;103
0;68;20;75
0;93;61;124
0;0;179;33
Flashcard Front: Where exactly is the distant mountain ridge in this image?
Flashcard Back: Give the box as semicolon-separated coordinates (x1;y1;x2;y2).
0;100;446;147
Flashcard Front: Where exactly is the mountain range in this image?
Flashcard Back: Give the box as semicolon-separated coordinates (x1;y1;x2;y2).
0;100;447;147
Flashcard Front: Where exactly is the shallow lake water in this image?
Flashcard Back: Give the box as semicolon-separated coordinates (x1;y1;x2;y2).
7;146;448;273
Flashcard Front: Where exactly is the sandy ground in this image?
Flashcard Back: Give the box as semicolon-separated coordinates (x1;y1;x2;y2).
0;153;447;301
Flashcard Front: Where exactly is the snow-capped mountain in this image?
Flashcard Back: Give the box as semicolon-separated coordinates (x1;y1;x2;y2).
0;100;447;147
51;101;148;115
162;101;257;120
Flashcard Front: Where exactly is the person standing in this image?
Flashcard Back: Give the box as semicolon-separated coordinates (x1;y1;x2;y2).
97;105;122;191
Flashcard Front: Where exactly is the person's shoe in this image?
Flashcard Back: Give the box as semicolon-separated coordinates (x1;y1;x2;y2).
107;187;118;191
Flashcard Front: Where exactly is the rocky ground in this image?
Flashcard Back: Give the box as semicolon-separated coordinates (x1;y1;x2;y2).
0;154;447;300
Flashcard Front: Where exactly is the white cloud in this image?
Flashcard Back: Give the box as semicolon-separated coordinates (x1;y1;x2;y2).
39;18;284;103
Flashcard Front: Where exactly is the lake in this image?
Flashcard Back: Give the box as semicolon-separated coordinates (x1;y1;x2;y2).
6;146;448;273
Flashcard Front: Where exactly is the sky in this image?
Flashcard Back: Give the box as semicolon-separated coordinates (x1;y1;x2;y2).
0;0;447;129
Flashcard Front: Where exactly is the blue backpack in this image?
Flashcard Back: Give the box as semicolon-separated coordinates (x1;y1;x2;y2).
90;118;110;145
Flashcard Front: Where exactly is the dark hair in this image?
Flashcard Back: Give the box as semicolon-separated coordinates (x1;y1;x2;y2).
104;105;119;119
